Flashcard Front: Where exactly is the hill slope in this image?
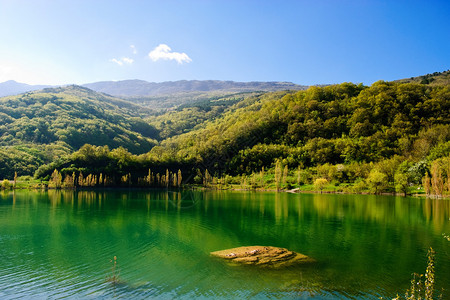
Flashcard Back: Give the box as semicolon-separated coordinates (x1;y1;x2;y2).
0;85;158;177
146;80;450;174
395;70;450;85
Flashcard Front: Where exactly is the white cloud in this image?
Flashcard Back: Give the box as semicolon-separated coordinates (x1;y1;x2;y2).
148;44;192;64
110;58;123;66
122;57;134;64
110;57;134;66
130;45;137;54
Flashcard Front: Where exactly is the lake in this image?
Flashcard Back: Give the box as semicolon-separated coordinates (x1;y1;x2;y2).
0;190;449;299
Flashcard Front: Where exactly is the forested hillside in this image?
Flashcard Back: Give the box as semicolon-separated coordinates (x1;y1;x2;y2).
146;91;263;139
0;85;158;177
146;81;449;170
32;79;450;195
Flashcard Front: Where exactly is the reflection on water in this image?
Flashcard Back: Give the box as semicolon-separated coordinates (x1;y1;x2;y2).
0;190;449;299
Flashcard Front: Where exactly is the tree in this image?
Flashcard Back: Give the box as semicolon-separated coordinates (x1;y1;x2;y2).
430;160;444;197
259;166;265;187
177;169;182;187
50;169;62;189
367;169;387;194
274;160;282;191
1;179;11;190
314;178;328;193
422;173;431;196
395;161;412;196
282;165;288;188
395;171;410;196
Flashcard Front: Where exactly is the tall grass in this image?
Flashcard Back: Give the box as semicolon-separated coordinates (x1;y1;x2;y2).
393;248;441;300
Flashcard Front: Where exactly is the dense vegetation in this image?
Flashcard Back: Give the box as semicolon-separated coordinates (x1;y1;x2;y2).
147;92;262;139
22;77;450;196
146;81;449;168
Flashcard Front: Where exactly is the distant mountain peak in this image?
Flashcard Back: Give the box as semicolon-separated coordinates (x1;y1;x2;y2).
0;80;52;97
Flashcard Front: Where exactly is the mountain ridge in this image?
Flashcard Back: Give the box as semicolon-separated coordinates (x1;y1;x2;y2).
0;79;308;98
81;79;308;97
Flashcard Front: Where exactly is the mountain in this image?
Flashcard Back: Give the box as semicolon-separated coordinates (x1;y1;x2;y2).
82;79;309;110
82;79;308;97
0;79;307;99
0;80;51;97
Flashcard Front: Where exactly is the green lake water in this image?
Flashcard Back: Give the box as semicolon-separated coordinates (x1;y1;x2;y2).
0;190;449;299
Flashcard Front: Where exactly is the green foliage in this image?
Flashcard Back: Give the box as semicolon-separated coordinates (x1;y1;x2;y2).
1;179;12;189
395;161;413;196
313;178;328;192
367;169;388;194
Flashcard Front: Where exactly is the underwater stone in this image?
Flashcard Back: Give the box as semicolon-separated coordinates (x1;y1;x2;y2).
210;246;315;268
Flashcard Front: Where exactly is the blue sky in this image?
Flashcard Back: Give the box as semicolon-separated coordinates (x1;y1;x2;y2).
0;0;449;85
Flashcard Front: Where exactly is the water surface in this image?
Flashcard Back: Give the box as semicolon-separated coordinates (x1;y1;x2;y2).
0;190;449;299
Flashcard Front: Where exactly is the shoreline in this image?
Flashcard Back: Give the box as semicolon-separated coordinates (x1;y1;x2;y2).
3;183;446;199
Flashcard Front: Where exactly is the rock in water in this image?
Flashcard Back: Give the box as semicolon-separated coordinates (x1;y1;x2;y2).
210;246;315;268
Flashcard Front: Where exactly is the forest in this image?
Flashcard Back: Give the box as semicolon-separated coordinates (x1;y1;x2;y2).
1;71;450;196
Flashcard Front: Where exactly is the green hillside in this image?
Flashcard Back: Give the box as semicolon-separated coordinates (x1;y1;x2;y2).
0;85;158;177
147;81;449;171
146;91;264;139
33;79;450;195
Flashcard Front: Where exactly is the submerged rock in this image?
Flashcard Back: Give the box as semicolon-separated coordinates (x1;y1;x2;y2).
210;246;315;268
